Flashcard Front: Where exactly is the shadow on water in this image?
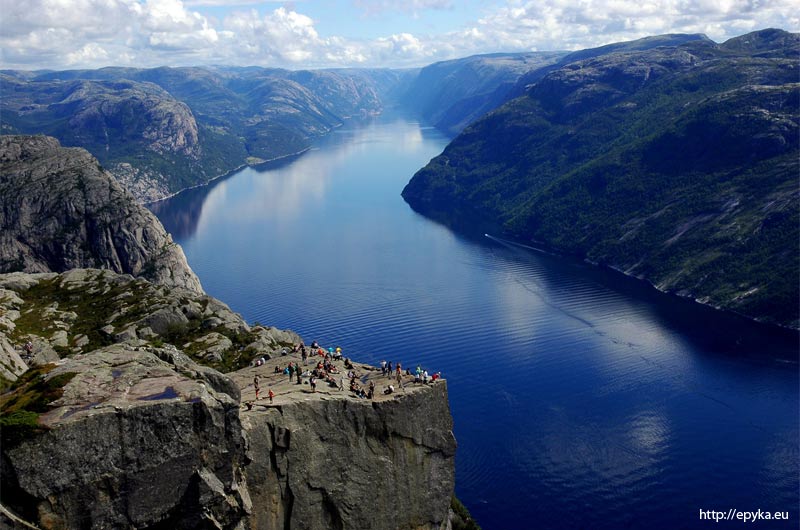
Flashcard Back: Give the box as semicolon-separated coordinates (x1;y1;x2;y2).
486;235;799;361
147;153;308;240
409;206;799;363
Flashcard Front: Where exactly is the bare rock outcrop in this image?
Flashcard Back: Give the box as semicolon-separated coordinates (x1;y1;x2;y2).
0;269;298;383
1;345;249;529
0;135;202;293
0;270;456;530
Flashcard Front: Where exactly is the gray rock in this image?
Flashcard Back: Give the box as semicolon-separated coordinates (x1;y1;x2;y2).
0;335;27;379
114;325;138;343
0;269;456;529
0;136;202;293
241;383;456;530
50;330;68;348
72;334;90;348
1;346;248;529
136;326;158;340
138;307;190;336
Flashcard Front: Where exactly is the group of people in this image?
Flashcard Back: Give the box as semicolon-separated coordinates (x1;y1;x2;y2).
379;360;441;386
247;340;441;406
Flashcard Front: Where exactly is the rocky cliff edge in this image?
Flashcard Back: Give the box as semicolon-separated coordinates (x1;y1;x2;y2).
0;269;456;529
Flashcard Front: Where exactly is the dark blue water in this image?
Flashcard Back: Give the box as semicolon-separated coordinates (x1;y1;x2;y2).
150;112;799;530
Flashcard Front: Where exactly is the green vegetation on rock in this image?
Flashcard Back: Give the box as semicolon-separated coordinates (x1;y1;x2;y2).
450;496;482;530
1;67;409;202
0;364;76;445
403;29;800;328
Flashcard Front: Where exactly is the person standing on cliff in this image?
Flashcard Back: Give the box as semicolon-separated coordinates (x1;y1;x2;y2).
310;376;317;392
380;360;387;376
268;388;275;404
254;374;261;400
387;361;393;378
396;363;402;384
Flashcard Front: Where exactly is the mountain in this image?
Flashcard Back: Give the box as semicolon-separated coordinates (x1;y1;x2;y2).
399;34;711;135
403;29;800;328
1;67;410;202
0;135;202;292
400;52;565;134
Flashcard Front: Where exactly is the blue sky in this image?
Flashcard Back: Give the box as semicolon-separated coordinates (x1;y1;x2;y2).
0;0;797;70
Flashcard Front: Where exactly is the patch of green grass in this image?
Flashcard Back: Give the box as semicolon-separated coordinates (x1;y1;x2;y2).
0;364;77;446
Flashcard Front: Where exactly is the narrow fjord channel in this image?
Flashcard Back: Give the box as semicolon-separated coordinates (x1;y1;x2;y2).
150;111;799;530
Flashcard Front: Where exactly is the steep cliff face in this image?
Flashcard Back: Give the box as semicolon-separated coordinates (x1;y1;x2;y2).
0;270;457;529
0;135;202;293
241;383;456;530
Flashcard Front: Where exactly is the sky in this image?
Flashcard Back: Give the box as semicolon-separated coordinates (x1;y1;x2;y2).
0;0;797;71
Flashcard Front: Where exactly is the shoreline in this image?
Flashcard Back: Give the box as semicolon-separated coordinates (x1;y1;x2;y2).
143;147;312;206
484;232;800;334
142;111;382;206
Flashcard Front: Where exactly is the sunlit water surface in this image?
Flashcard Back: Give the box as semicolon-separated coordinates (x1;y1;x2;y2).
151;112;799;530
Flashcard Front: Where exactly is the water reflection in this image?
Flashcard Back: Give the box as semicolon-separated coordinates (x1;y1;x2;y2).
147;154;304;240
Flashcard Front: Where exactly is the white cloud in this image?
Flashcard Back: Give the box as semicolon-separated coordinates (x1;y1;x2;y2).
353;0;453;16
0;0;797;70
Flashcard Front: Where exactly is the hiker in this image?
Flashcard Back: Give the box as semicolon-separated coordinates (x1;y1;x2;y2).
395;363;402;384
254;375;261;400
268;389;275;404
368;381;375;399
310;376;317;392
287;363;295;380
380;360;387;376
387;361;393;378
423;370;429;384
296;369;302;384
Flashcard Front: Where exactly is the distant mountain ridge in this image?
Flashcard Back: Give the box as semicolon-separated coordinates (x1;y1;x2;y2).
403;28;800;328
399;34;712;135
1;66;409;202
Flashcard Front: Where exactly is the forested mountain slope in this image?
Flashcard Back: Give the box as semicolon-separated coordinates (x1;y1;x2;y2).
1;67;407;202
403;29;799;328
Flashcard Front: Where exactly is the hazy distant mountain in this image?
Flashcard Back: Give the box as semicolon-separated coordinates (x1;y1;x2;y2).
399;52;565;134
403;29;800;328
399;34;712;135
1;67;409;202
